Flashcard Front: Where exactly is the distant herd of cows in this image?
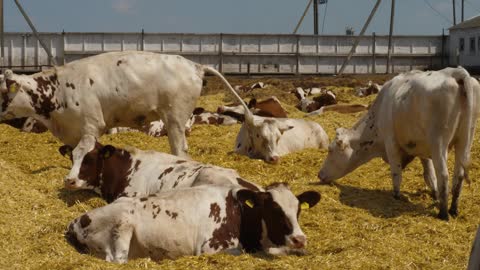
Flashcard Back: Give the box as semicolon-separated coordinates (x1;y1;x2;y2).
0;51;479;265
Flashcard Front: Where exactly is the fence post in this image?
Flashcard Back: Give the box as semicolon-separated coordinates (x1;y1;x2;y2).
219;33;223;73
441;29;446;67
296;35;300;75
372;32;376;74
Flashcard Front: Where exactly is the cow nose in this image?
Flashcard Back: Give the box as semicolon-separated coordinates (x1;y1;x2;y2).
290;235;306;249
268;156;280;164
64;178;77;189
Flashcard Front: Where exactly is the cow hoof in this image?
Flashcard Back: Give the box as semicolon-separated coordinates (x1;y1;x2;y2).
448;208;458;217
437;211;449;221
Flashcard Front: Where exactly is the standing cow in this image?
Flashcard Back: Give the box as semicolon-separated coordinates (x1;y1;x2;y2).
318;67;480;220
66;184;321;263
0;51;250;163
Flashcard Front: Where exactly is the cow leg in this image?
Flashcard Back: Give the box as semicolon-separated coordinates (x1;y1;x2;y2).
450;142;468;217
385;140;404;199
165;115;189;158
420;158;438;200
111;224;133;263
431;145;449;221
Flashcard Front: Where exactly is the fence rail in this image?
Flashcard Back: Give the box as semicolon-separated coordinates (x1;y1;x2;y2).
0;32;449;74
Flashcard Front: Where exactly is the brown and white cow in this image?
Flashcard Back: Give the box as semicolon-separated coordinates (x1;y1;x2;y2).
306;104;369;116
318;67;480;220
217;96;288;121
292;87;337;113
355;81;382;97
1;116;47;133
191;107;239;126
59;142;261;203
0;51;250;164
65;183;321;263
235;115;329;164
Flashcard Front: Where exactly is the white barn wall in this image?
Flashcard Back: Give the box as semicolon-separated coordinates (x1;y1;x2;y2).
0;32;447;74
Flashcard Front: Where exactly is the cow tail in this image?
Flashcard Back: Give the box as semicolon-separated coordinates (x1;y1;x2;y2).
202;66;254;124
457;68;475;172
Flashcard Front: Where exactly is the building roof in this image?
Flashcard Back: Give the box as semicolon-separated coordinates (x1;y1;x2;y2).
450;15;480;30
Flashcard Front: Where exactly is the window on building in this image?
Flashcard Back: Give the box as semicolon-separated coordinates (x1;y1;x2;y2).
459;38;465;52
470;37;476;53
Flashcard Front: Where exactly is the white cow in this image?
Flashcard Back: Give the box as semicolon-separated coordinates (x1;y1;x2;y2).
318;67;480;220
235;115;329;164
0;51;249;163
66;183;321;263
59;142;261;202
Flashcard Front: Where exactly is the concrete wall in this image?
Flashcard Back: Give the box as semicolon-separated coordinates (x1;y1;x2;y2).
0;32;447;74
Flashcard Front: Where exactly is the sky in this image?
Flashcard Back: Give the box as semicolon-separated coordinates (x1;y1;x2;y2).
3;0;480;35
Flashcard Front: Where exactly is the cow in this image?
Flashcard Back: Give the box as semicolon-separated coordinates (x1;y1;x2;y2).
1;116;47;133
106;117;194;138
0;51;250;164
234;82;266;93
467;226;480;270
318;67;480;220
65;183;321;263
59;142;261;202
217;96;288;121
306;104;369;116
292;87;337;113
234;115;329;164
355;81;382;97
191;107;239;126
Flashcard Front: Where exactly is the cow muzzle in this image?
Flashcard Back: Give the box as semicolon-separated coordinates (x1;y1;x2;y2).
266;155;280;164
64;178;81;190
288;235;306;249
317;170;331;184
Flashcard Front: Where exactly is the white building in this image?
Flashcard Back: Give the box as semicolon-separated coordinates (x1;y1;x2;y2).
449;15;480;69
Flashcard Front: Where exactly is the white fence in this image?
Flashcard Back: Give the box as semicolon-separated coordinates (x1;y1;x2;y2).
1;32;448;74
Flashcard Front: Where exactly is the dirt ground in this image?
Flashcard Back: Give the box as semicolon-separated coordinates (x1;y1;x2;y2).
0;74;479;270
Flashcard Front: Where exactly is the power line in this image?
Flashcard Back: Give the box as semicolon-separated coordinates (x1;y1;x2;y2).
421;0;453;24
464;0;480;14
321;0;328;34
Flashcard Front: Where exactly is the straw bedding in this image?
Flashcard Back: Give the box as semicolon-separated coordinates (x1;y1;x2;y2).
0;75;478;270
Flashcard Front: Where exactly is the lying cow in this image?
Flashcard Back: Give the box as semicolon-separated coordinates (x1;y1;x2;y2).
66;183;321;263
191;107;239;126
217;96;288;121
318;67;480;220
0;51;249;164
235;115;329;163
59;143;261;202
234;81;266;93
1;116;47;133
355;81;382;97
292;88;337;113
106;117;194;138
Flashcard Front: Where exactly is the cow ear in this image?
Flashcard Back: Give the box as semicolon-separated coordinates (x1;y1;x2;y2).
297;191;321;210
248;98;257;108
58;145;73;158
278;123;294;135
236;189;258;209
100;145;116;159
192;107;205;115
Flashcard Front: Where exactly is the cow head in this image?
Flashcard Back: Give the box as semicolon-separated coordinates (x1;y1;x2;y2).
318;127;360;184
0;70;37;120
246;118;293;164
291;87;306;101
235;183;320;254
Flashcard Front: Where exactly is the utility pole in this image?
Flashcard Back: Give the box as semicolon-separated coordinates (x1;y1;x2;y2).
293;0;313;34
453;0;457;25
338;0;382;75
0;0;4;67
313;0;319;34
386;0;395;74
13;0;57;66
462;0;464;22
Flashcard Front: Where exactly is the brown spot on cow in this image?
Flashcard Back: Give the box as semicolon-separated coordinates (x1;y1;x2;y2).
79;214;91;228
208;117;218;125
175;160;187;164
66;82;76;89
75;102;79;106
209;203;221;223
140;197;148;202
89;78;94;86
134;115;146;126
208;191;241;250
29;73;61;119
158;167;174;180
116;60;123;66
